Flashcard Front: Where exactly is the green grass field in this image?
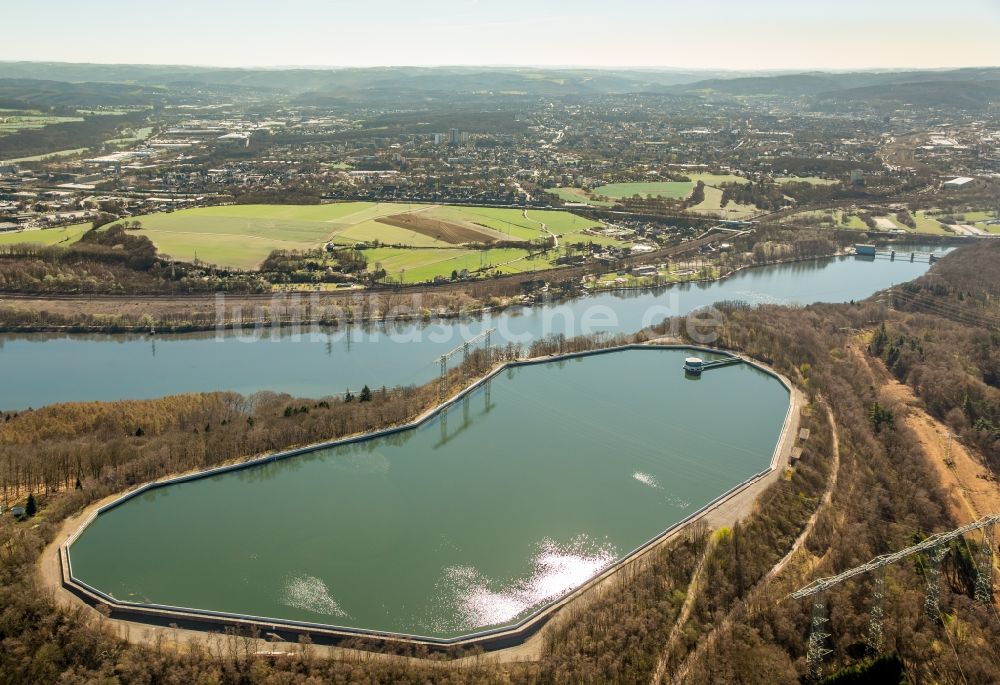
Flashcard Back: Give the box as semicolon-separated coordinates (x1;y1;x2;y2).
687;185;758;218
910;211;950;235
592;181;693;200
953;211;1000;233
8;203;602;271
783;209;868;230
106;127;154;146
0;112;83;135
784;208;967;235
545;187;615;207
0;225;90;247
1;148;89;164
365;246;541;283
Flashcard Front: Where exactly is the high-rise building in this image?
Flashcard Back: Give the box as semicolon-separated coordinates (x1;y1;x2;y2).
449;128;461;145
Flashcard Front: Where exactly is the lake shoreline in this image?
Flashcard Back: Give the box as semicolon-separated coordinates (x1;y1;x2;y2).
47;342;802;657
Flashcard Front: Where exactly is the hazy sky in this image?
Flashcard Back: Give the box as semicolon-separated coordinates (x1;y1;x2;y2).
3;0;999;70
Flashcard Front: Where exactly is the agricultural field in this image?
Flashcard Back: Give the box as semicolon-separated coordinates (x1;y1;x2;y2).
592;181;693;200
0;224;90;247
17;203;605;272
365;246;545;284
0;147;89;164
0;110;83;136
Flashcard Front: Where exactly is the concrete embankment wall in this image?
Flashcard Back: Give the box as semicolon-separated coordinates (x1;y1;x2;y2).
60;343;796;652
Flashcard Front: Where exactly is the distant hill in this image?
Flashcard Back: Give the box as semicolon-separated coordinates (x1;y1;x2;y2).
813;79;1000;110
0;63;997;109
0;63;734;97
668;68;1000;109
0;78;165;110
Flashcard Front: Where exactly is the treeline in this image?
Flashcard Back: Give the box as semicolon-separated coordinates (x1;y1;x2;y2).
871;243;1000;477
260;247;368;284
653;300;998;683
758;157;883;177
720;181;784;210
1;259;999;682
870;317;1000;475
751;237;838;263
230;187;323;205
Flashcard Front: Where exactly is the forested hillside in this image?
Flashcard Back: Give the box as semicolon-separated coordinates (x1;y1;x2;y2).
1;246;999;683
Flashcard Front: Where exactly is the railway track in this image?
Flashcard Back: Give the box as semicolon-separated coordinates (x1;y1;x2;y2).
0;233;727;306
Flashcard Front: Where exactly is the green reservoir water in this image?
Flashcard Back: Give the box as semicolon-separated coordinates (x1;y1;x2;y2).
69;348;789;638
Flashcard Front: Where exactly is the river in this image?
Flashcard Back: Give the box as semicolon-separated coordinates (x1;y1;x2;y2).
0;249;947;409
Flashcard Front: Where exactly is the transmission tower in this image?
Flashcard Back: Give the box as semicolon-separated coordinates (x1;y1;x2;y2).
975;523;995;604
923;544;947;621
435;327;496;402
806;594;833;682
791;514;1000;675
866;569;885;656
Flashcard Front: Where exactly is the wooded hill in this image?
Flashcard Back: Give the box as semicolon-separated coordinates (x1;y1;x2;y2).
1;244;999;683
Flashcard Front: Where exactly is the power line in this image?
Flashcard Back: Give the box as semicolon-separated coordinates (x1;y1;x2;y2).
887;291;998;327
793;514;998;680
791;514;1000;599
887;289;1000;329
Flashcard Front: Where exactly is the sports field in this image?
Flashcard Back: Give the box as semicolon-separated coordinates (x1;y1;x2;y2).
18;203;602;271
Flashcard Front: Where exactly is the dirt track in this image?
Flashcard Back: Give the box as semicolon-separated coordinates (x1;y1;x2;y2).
849;336;1000;525
873;362;1000;524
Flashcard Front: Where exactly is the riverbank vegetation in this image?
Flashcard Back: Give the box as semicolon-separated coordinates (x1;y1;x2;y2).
0;244;997;683
0;223;929;333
